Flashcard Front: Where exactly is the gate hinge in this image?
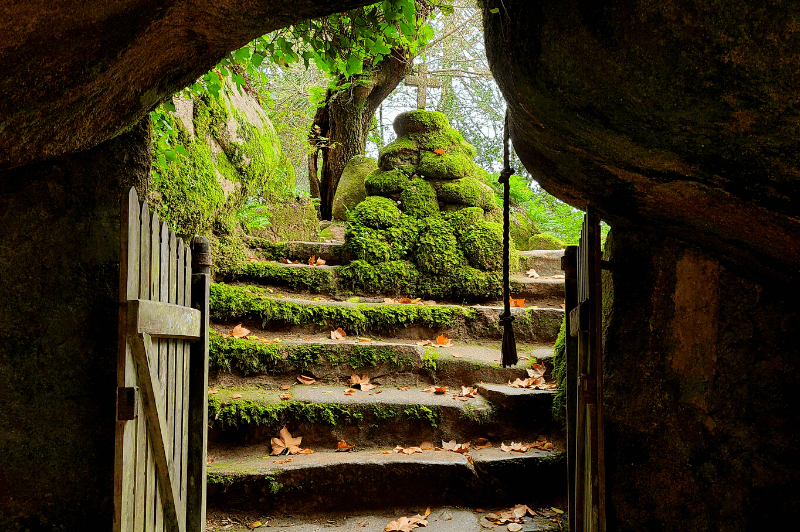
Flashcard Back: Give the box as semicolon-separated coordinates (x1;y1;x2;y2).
580;375;597;405
117;386;139;421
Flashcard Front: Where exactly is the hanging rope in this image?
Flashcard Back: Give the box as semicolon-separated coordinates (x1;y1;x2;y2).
499;110;518;368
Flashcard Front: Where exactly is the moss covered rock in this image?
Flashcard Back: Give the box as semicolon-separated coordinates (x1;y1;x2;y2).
393;110;451;136
459;220;506;271
365;168;411;196
377;137;418;172
417;151;478;180
332;155;375;221
400;178;439;218
351;195;401;229
510;210;539;251
434;177;497;211
414;216;465;275
529;233;565;250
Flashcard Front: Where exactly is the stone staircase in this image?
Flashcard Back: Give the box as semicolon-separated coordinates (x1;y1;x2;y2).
204;241;567;527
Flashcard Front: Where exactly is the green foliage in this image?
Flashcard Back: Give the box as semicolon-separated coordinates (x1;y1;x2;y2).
399;177;439;218
551;317;567;423
351;196;402;229
210;282;477;334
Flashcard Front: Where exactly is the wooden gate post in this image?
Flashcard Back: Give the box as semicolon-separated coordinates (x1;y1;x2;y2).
562;245;579;531
187;236;211;532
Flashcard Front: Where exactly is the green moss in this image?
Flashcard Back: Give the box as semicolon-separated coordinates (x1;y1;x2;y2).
417;150;478;180
403;405;441;428
351;196;401;229
209;233;249;275
551;317;567;423
413;216;465;275
377;137;418;172
210;283;477;334
459;220;505;271
393;110;451;135
236;261;334;292
344;224;397;264
400;178;439;218
529;233;565;250
434;177;498;210
332;155;374;221
421;347;441;371
338;259;420;295
510;210;539;251
443;207;485;236
365;168;411;196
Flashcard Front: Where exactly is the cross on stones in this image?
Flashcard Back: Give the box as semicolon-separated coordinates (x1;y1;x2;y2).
405;63;441;110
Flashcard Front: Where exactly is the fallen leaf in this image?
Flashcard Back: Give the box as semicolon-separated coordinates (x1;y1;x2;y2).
229;324;251;338
384;516;425;532
399;297;412;304
337;440;354;452
280;393;292;400
435;334;452;347
231;393;242;399
525;268;540;278
394;445;422;455
344;389;356;396
271;426;304;455
297;374;316;385
360;383;376;391
279;384;290;391
423;300;437;305
551;507;564;515
350;373;372;389
561;303;566;309
415;340;431;346
297;447;314;454
371;389;383;394
509;296;525;308
419;441;434;450
273;457;293;464
248;257;259;263
474;438;492;449
500;441;529;453
518;355;530;360
433;148;446;155
442;440;470;453
331;328;345;340
384;298;396;304
359;522;369;527
358;337;372;342
434;386;448;394
410;297;422;304
421;386;435;393
308;255;316;265
397;386;411;391
452;352;464;358
316;258;326;265
281;258;290;264
460;386;478;398
208;389;218;394
553;274;565;279
249;521;262;529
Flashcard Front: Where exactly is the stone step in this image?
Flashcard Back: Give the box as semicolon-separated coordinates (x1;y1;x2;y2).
206;446;566;513
209;329;556;388
244;238;352;265
210;283;564;343
206;506;562;532
207;385;557;450
225;260;565;305
517;250;565;277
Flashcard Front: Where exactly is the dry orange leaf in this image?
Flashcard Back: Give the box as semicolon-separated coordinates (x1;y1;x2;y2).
510;296;525;308
410;297;422;304
474;438;492;449
422;387;435;393
231;393;242;399
273;457;292;464
358;337;372;342
208;389;218;394
452;352;464;358
397;386;411;391
350;372;371;388
434;386;448;394
519;355;530;360
384;515;427;532
281;258;290;264
248;521;262;529
279;384;290;391
399;297;412;304
280;393;292;400
229;323;251;338
384;298;396;304
337;440;354;452
435;334;452;347
460;386;478;398
344;389;356;396
415;340;431;346
433;148;446;155
500;441;529;453
271;426;304;455
419;441;435;450
316;258;326;265
393;445;422;455
442;440;470;453
308;255;316;265
297;375;316;385
331;328;346;340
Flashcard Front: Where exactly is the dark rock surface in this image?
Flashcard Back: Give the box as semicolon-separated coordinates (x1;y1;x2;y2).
483;0;800;279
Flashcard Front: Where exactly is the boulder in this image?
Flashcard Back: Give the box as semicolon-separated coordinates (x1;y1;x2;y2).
332;155;375;221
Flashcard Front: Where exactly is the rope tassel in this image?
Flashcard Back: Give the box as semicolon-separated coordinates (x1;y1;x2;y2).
499;111;518;368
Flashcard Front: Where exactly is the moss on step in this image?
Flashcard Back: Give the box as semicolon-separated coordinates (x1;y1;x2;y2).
551;317;567;422
337;259;420;296
236;261;335;293
210;283;477;334
208;394;442;431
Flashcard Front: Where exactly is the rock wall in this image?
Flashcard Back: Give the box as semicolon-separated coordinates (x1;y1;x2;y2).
602;227;800;530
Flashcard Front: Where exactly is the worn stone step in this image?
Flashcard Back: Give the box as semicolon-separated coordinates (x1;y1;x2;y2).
477;384;557;431
225;260;564;305
206;446;566;513
517;250;565;277
210;283;564;343
209;329;556;388
207;385;556;450
244;238;352;265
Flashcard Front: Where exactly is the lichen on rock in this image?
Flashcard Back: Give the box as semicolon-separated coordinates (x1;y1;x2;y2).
332;155;375;221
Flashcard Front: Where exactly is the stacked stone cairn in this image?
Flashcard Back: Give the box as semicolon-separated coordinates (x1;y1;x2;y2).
344;110;516;300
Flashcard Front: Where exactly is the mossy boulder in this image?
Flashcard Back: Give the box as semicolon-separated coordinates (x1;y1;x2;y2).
417;150;478;180
393;110;451;136
510;210;539;251
400;178;439;218
414;216;465;275
459;220;507;271
332;155;375;221
365;168;411;196
351;196;401;229
433;177;497;211
529;233;565;250
378;137;418;172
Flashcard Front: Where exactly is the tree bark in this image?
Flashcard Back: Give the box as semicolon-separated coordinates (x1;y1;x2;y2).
309;49;411;220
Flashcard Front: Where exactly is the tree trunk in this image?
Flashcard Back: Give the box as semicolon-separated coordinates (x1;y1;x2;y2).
309;49;411;220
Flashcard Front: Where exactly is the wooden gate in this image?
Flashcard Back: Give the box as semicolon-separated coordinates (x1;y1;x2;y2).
562;207;605;532
114;188;211;532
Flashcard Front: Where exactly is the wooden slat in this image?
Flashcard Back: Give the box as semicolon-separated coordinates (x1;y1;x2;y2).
127;299;201;339
167;230;178;473
114;187;139;532
173;240;185;510
181;248;192;507
147;211;160;532
133;201;150;531
156;221;169;532
130;332;186;532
